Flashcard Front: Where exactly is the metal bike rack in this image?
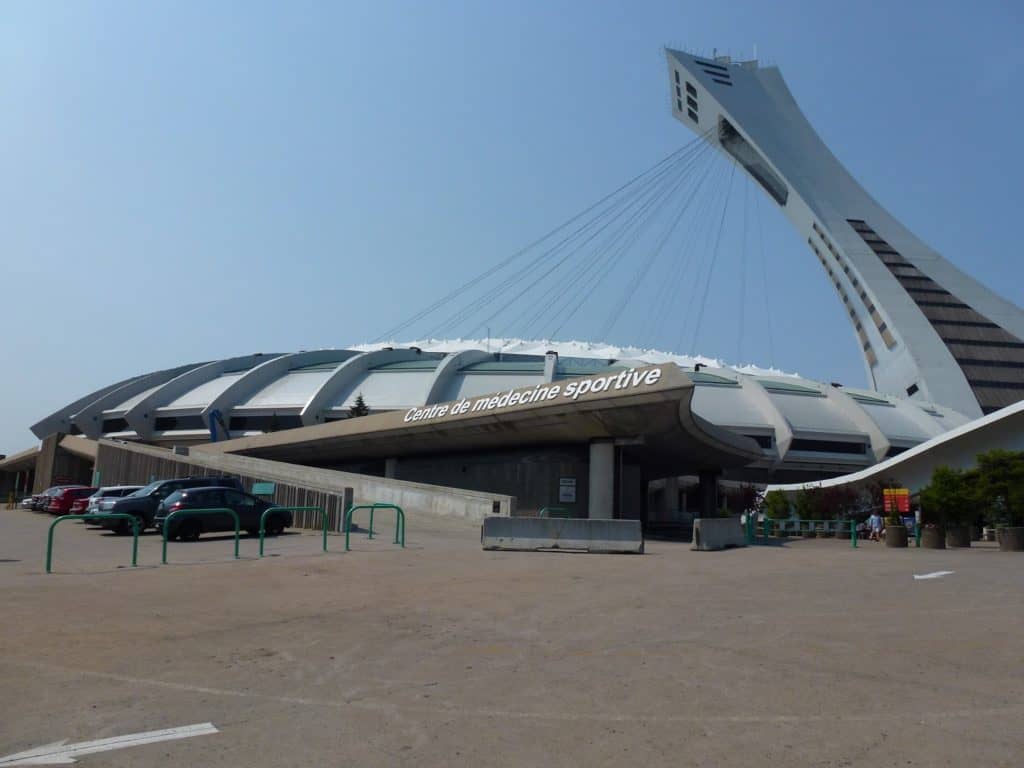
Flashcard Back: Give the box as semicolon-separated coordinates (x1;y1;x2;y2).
46;514;139;573
258;506;325;557
344;503;405;551
161;508;240;564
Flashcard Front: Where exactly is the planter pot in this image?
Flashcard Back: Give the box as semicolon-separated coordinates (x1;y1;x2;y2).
998;527;1024;552
945;526;971;549
920;525;946;549
885;525;908;548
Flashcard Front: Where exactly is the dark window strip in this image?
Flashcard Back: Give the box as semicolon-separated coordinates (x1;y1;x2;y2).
906;287;951;295
969;380;1024;390
695;59;728;71
789;439;868;455
944;338;1024;349
711;78;733;86
915;301;970;308
930;320;999;328
957;358;1024;369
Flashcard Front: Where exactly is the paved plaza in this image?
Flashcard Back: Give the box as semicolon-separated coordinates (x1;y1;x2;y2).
1;509;1022;767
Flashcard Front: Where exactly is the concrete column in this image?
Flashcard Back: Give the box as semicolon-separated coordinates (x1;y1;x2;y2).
588;441;615;519
697;471;719;519
662;476;680;520
384;458;399;479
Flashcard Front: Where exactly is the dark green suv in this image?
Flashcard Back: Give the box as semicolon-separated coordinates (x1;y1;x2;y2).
155;487;292;541
95;476;243;534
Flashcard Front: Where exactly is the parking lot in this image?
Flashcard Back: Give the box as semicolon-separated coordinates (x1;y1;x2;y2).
2;508;1022;767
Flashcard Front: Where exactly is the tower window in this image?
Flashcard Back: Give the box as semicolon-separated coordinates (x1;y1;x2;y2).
674;70;680;84
677;99;683;111
687;109;699;123
687;96;698;110
906;383;919;397
676;85;681;98
686;82;697;97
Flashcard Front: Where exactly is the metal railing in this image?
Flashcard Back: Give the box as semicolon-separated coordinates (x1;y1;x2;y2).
47;514;139;573
161;508;240;564
259;506;324;557
749;517;859;548
538;506;572;518
344;503;405;551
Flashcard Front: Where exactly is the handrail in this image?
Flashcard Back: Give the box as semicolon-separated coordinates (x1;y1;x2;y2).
344;503;405;551
539;506;571;518
756;518;858;548
259;506;324;557
47;514;139;573
161;508;240;564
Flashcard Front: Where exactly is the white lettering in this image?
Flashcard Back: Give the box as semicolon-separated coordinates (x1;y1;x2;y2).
644;368;662;386
403;408;418;423
546;385;560;399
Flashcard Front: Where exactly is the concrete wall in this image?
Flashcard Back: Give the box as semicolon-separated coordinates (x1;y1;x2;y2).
33;434;94;492
382;445;589;517
95;440;516;528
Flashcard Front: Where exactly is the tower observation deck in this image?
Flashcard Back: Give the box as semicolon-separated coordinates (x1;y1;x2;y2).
665;48;1024;418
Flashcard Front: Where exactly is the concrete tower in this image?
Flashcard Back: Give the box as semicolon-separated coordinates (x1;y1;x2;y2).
665;48;1024;418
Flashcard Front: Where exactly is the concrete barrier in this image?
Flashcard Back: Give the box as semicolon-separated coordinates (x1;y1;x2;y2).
481;517;643;554
692;517;747;551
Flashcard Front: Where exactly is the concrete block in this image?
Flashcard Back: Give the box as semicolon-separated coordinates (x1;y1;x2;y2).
692;517;747;551
481;517;643;554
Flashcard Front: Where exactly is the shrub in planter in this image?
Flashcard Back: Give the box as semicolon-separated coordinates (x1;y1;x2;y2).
885;513;908;548
920;465;977;549
920;524;946;549
946;526;971;548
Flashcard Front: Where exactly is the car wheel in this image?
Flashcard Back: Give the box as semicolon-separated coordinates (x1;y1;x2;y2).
246;528;260;538
265;518;285;537
114;519;134;536
179;520;201;542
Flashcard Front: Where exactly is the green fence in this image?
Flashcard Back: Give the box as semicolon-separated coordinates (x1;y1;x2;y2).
161;508;240;564
747;517;859;548
344;503;405;551
259;506;325;557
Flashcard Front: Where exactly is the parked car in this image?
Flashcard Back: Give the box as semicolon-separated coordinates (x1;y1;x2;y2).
46;487;97;514
155;487;291;541
31;486;77;511
20;497;34;510
81;486;143;515
95;477;244;534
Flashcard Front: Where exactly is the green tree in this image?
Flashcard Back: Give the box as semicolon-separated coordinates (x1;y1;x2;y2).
348;393;370;419
919;465;976;526
761;490;791;520
974;449;1024;527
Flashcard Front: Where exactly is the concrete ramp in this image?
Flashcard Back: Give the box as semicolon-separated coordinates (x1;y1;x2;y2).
481;517;643;554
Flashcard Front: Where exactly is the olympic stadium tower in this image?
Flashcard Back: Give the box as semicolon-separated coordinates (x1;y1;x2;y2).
665;49;1024;418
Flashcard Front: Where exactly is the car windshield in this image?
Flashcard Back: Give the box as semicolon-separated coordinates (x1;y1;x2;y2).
130;481;163;497
162;491;185;506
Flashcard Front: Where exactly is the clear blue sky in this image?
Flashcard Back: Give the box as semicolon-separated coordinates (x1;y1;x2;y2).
3;1;1022;453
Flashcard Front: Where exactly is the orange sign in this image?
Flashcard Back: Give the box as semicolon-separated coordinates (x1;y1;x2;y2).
883;488;910;513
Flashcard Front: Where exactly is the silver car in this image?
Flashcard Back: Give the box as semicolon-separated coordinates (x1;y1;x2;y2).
84;486;143;515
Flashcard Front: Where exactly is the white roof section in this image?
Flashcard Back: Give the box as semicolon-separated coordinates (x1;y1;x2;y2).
31;338;982;482
237;369;337;409
163;372;245;409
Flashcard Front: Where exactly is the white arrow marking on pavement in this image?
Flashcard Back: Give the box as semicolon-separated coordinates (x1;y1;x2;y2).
913;570;955;580
0;723;218;766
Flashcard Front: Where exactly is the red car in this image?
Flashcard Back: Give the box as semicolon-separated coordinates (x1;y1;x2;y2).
47;487;97;515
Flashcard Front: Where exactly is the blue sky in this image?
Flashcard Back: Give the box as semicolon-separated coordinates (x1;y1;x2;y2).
2;1;1022;453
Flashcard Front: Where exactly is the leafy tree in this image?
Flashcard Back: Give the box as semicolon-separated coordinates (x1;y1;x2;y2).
761;490;791;520
919;466;976;527
348;393;370;419
974;449;1024;527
